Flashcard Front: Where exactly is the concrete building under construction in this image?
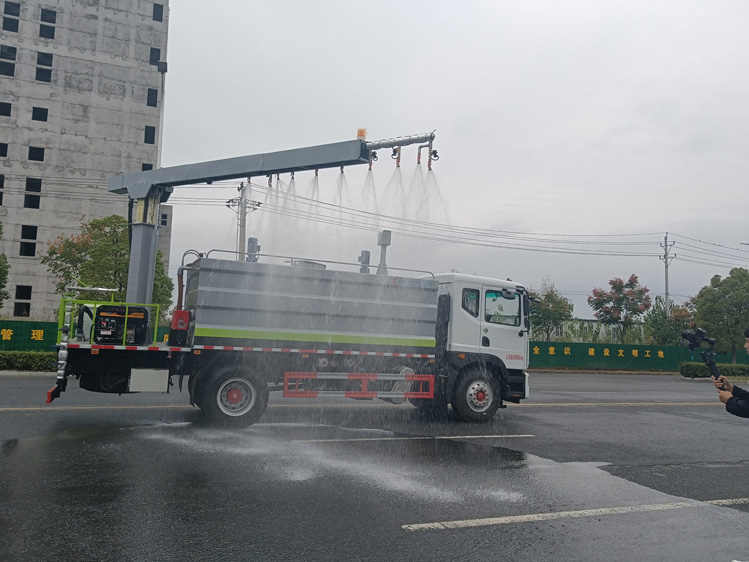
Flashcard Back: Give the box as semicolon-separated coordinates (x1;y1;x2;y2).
0;0;171;320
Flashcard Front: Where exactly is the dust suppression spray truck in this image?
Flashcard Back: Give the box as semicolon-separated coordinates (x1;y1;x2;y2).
47;133;531;426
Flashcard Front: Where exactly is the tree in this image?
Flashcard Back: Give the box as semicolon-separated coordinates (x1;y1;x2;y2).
42;215;173;318
0;221;10;309
644;295;692;345
530;278;574;341
588;274;652;343
693;268;749;363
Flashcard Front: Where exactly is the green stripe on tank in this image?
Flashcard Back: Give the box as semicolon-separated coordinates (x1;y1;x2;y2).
193;327;436;348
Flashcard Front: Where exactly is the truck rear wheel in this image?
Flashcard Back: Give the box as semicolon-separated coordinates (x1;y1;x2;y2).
452;368;501;423
199;367;269;427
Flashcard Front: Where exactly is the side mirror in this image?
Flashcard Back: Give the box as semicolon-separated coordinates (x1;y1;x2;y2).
520;294;531;336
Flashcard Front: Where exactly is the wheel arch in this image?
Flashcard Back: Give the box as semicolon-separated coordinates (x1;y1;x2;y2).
447;352;510;404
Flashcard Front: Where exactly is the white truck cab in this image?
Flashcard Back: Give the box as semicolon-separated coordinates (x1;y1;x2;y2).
436;273;530;370
433;273;531;412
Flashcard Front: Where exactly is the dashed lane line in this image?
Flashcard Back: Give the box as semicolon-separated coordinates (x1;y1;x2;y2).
402;498;749;532
290;434;535;443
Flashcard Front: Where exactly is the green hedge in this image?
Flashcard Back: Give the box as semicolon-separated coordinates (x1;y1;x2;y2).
679;362;749;378
0;351;57;372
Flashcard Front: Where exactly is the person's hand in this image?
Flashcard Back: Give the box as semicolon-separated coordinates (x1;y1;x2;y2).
714;376;733;392
718;389;733;404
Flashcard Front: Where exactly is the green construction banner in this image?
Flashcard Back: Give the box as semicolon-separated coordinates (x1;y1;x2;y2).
0;321;170;351
528;341;748;371
0;321;59;352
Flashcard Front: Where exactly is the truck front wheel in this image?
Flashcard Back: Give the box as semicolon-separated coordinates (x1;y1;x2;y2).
199;367;269;427
452;368;501;423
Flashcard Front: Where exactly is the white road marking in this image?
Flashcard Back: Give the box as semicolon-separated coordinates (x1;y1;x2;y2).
290;434;535;443
402;498;749;532
706;498;749;507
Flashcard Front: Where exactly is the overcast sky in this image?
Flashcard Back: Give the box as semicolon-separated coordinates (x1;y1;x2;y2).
159;0;749;318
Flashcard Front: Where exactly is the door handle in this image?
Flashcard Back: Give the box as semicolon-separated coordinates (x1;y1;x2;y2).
482;336;490;347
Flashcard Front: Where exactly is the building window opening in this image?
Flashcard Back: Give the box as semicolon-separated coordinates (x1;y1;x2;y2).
28;146;45;161
19;242;36;257
32;107;48;121
144;126;156;144
25;178;42;193
146;88;158;107
3;15;18;32
39;8;56;40
0;142;7;157
40;8;56;23
0;174;4;205
0;44;17;77
15;285;31;300
37;52;53;66
36;52;53;82
24;177;41;209
0;101;10;116
36;67;52;82
3;1;19;32
141;163;153;171
19;225;37;257
13;302;30;317
21;225;37;240
4;2;19;17
40;23;54;39
24;194;40;209
160;213;168;226
153;3;164;22
149;47;161;65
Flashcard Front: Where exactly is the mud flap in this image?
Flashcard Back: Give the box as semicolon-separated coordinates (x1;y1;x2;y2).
46;378;67;404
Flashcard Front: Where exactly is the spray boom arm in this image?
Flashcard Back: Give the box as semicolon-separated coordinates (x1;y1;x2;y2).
108;132;436;305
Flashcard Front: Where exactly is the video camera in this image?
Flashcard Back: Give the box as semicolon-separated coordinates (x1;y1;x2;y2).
681;328;716;352
681;328;721;382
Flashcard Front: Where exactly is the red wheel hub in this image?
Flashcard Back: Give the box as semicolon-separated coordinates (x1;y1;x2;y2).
476;390;487;402
227;388;243;404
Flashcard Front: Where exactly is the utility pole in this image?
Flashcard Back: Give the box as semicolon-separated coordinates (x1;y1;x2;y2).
227;179;261;261
238;179;248;260
660;233;675;316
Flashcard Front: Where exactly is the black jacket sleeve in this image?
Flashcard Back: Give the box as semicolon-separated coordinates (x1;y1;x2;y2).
726;385;749;418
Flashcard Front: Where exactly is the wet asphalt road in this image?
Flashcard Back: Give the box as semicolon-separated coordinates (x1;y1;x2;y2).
1;372;748;562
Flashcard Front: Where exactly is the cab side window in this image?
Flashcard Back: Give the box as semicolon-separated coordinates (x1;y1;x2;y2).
461;288;479;317
485;290;520;326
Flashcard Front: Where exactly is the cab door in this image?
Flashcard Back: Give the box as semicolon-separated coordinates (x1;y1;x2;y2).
447;284;482;354
480;286;526;370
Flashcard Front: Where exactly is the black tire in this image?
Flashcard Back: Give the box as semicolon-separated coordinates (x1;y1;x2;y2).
199;367;269;427
451;368;501;423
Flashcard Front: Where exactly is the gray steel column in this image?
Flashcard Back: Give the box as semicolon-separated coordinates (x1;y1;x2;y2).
126;187;162;304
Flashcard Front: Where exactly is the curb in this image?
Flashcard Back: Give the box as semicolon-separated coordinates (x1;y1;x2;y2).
0;370;54;377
